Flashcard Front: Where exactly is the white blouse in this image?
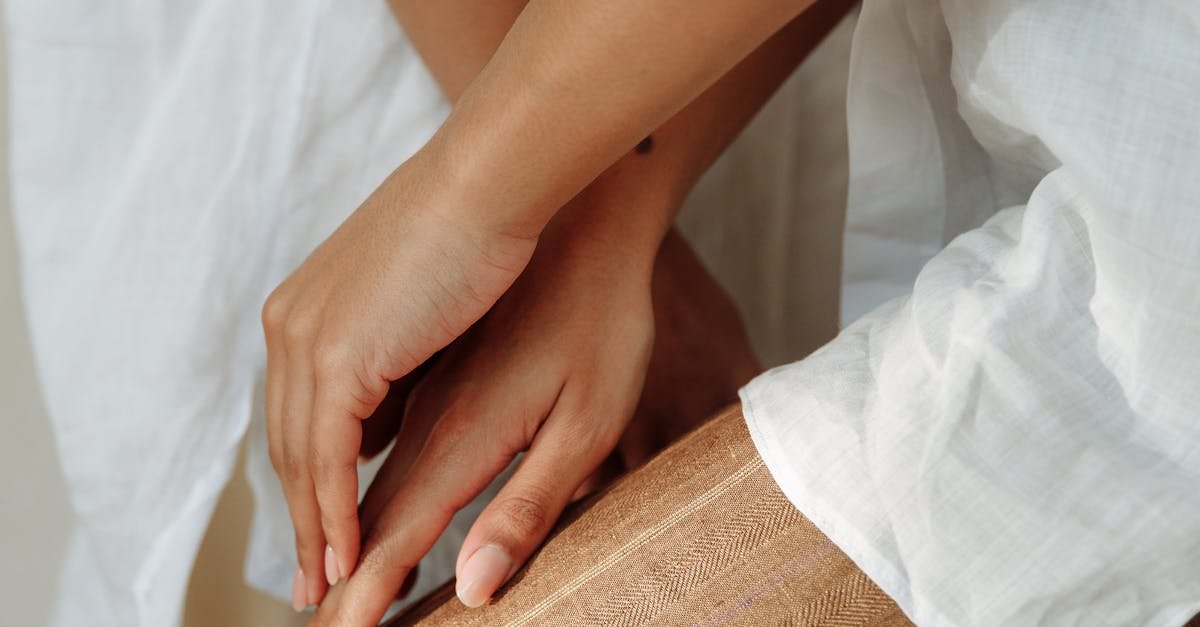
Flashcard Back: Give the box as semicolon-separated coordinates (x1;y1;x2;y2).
744;1;1200;625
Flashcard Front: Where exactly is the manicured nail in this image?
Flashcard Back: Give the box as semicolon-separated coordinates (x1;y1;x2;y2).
325;545;341;586
291;568;307;612
456;545;513;608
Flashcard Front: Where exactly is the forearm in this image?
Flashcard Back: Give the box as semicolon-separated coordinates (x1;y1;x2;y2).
393;0;850;257
388;1;521;103
572;0;855;256
405;0;813;239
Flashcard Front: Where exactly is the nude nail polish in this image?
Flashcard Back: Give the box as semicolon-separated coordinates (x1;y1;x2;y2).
324;544;341;585
291;568;307;612
456;545;513;608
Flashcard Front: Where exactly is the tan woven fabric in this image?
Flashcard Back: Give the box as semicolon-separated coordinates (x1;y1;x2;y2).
389;406;911;626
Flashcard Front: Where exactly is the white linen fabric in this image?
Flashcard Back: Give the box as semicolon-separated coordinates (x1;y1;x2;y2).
743;1;1200;626
6;1;465;625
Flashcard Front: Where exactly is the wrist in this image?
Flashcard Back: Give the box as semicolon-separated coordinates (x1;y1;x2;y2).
543;177;676;278
408;122;558;243
558;129;710;259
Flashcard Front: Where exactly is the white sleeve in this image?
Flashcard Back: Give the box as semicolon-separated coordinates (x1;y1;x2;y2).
742;1;1200;625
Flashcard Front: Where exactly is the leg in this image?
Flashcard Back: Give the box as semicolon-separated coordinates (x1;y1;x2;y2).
390;405;910;626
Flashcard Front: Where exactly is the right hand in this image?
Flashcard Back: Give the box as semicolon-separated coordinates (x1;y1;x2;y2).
263;153;539;609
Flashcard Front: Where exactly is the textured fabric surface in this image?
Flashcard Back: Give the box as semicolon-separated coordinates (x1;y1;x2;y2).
390;406;911;627
744;1;1200;626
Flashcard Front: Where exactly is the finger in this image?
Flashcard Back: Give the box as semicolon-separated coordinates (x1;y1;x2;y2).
307;566;418;626
357;390;404;462
262;292;289;481
358;353;479;536
359;355;437;460
280;346;329;606
358;385;442;537
264;332;288;512
358;380;408;461
310;356;387;588
266;327;307;609
454;408;618;608
322;407;519;626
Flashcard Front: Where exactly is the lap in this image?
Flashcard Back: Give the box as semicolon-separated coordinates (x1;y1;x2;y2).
391;405;910;626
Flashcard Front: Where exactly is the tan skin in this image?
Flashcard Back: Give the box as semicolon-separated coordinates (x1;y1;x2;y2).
348;228;764;580
261;0;853;623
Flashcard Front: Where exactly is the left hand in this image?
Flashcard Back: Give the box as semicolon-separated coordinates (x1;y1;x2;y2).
263;154;540;608
310;202;656;626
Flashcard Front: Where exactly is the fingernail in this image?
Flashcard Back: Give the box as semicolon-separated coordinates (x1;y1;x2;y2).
291;568;307;612
456;545;513;608
325;545;341;585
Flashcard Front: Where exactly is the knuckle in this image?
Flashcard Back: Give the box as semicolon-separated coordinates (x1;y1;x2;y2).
349;368;389;415
312;337;351;377
294;533;321;562
282;450;308;483
560;407;621;451
358;539;411;580
282;308;320;345
309;444;356;477
492;494;551;540
321;504;359;530
261;289;291;332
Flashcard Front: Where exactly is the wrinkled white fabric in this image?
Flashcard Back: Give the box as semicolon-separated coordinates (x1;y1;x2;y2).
744;1;1200;626
6;1;460;624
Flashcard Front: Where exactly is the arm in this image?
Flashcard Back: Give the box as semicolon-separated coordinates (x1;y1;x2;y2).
404;0;835;250
417;0;821;239
292;1;851;623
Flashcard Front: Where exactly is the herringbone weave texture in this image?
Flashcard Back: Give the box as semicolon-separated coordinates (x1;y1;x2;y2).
390;406;911;627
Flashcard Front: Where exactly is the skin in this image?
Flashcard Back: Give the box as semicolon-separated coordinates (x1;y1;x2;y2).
345;228;762;609
262;0;851;622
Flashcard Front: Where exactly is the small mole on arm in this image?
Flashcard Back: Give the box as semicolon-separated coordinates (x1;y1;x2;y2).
635;135;654;155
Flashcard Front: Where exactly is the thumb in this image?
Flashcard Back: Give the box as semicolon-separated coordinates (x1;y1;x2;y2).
454;409;617;608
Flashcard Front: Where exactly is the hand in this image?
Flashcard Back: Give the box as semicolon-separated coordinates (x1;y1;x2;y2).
357;361;434;463
310;200;656;625
355;231;761;495
263;154;539;608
